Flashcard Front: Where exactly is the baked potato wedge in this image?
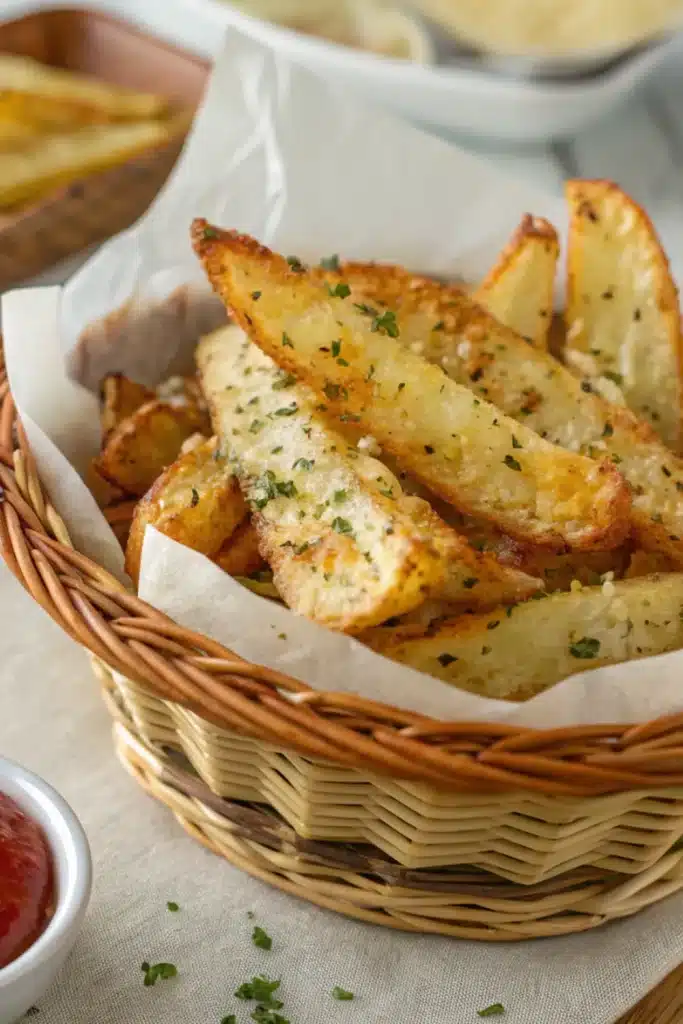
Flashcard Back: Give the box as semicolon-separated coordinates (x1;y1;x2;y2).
565;180;683;451
314;254;683;566
474;214;558;348
94;398;207;497
99;373;155;442
193;222;629;554
125;437;246;585
366;572;683;700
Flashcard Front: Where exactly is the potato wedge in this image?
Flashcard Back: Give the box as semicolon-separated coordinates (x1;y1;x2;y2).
0;55;169;125
197;325;448;631
193;222;629;553
94;398;207;497
315;255;683;566
565;180;683;451
99;373;155;442
366;573;683;700
474;215;558;349
214;519;265;577
125;438;246;585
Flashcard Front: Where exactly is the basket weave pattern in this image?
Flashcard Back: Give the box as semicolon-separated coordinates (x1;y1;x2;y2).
4;344;683;938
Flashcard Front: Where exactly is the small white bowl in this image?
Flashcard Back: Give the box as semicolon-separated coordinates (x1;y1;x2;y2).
0;758;92;1024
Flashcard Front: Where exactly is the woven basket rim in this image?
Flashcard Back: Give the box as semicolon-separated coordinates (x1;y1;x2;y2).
3;343;683;795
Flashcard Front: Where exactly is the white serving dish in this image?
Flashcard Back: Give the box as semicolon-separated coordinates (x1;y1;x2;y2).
0;758;92;1024
0;0;681;141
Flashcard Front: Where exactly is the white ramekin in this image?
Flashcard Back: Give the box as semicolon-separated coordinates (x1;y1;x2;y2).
0;757;92;1024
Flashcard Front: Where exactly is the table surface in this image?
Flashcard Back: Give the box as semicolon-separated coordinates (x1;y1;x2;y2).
6;51;683;1024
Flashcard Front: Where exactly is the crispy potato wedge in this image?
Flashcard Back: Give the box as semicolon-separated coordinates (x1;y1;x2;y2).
94;398;207;497
0;55;169;125
214;519;265;577
197;325;448;631
85;460;126;506
474;215;558;349
366;573;683;700
0;118;180;209
316;255;683;566
193;222;629;553
99;373;155;442
565;180;683;451
125;437;246;585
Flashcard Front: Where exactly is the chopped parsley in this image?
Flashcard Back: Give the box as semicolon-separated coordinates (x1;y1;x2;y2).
328;283;351;299
293;458;314;471
274;403;298;417
320;254;340;271
463;578;479;589
272;373;297;390
424;445;435;454
190;488;200;508
235;976;282;1007
604;371;623;386
323;382;348;401
478;1004;505;1017
569;637;601;659
432;320;445;331
251;1009;289;1024
221;1016;237;1024
252;926;273;950
281;332;294;348
332;987;354;1001
503;455;521;472
166;901;179;912
331;339;342;357
371;310;399;337
331;517;353;535
271;446;283;454
249;420;265;434
602;422;614;437
251;291;262;301
354;302;376;316
333;489;348;504
141;962;177;987
437;653;457;667
511;436;522;449
287;255;305;272
201;226;218;240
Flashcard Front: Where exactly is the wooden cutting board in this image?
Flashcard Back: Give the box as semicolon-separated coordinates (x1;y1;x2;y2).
620;964;683;1023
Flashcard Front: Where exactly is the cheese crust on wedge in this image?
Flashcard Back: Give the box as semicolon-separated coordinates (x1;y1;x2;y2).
193;223;629;554
366;572;683;701
565;179;683;452
474;214;558;349
197;325;539;630
125;437;247;585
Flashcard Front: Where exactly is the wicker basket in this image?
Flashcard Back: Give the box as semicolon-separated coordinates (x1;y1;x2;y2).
4;346;683;941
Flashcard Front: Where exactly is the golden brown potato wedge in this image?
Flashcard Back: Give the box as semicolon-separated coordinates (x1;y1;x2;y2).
565;180;683;451
474;214;558;348
103;498;138;551
99;373;155;442
214;519;265;577
312;253;683;567
193;222;629;554
125;437;246;585
94;398;207;498
366;572;683;700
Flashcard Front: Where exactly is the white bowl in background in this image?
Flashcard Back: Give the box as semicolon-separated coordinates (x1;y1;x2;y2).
2;0;682;142
0;758;92;1024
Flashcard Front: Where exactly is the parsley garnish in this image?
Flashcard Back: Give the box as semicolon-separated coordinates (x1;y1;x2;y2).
222;1016;237;1024
569;637;600;659
332;987;354;1001
201;226;218;240
276;480;297;498
354;302;376;316
272;373;297;390
602;422;613;437
478;1004;505;1017
323;381;348;400
281;332;294;348
252;926;273;950
511;436;522;449
271;446;283;454
328;283;350;299
332;517;353;535
287;255;305;272
249;420;265;434
320;254;340;271
463;578;479;589
251;1009;290;1024
333;490;348;504
251;291;262;301
274;403;298;417
190;488;199;508
432;320;445;331
235;976;282;1007
293;458;313;471
331;340;342;357
437;653;457;667
166;901;179;912
604;371;623;386
141;962;177;987
371;310;399;337
504;455;521;471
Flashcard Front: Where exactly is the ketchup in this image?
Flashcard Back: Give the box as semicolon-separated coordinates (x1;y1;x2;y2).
0;792;53;969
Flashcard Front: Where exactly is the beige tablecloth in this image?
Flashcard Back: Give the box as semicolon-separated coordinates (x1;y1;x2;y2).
4;564;683;1024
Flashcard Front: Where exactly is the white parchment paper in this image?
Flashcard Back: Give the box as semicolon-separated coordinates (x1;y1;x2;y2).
4;28;683;730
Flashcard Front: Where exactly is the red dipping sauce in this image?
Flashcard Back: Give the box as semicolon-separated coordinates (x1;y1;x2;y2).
0;791;53;969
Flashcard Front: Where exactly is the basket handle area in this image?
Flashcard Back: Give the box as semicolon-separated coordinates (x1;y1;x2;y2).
3;345;683;794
